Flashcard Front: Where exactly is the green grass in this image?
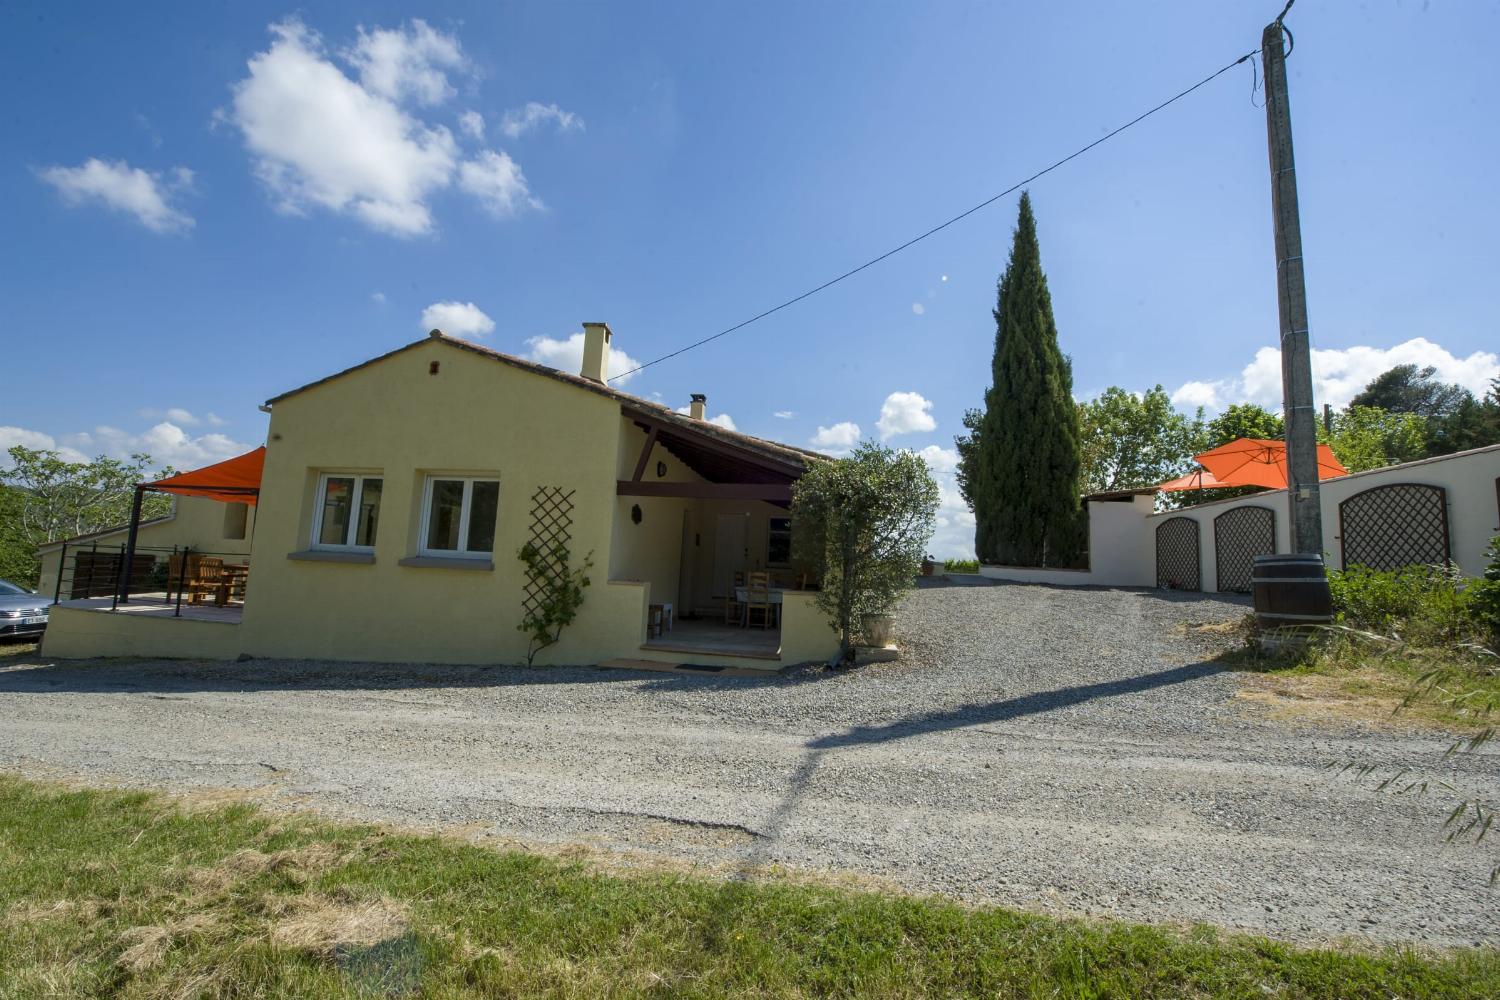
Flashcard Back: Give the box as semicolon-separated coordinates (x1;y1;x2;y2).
0;777;1496;998
1218;629;1499;732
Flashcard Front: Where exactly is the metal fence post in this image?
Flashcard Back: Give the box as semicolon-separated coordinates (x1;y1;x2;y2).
111;544;124;610
53;541;67;604
175;547;189;618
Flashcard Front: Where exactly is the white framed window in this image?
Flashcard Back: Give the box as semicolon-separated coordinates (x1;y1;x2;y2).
312;473;383;550
419;476;500;558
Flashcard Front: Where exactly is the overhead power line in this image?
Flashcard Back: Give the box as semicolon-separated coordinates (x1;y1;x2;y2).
609;46;1262;384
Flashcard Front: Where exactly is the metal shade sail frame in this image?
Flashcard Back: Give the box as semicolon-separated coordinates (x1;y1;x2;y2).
115;447;265;603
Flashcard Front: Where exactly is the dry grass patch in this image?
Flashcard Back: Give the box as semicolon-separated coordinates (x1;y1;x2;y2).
268;889;410;956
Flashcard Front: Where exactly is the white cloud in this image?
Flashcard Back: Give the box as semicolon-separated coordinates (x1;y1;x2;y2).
773;410;795;420
524;332;644;384
902;444;974;560
911;302;925;316
78;423;250;471
810;422;861;455
0;427;90;465
876;390;937;440
137;407;207;426
347;19;464;106
3;421;251;472
36;158;194;233
1168;380;1222;410
500;101;584;138
1173;337;1500;413
674;406;737;431
458;109;485;139
458;150;540;217
224;18;540;236
421;300;494;338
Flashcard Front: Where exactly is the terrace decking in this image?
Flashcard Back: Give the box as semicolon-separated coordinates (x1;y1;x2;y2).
640;618;781;661
57;594;244;625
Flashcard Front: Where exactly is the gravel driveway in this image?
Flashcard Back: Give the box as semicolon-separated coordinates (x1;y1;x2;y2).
2;582;1496;948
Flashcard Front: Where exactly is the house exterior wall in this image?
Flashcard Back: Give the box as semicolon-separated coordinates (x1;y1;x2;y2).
39;337;840;668
36;496;256;599
980;494;1155;587
1144;443;1500;590
241;339;629;665
983;445;1500;593
41;605;242;660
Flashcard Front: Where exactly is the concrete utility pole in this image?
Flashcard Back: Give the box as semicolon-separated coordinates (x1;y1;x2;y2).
1261;7;1323;556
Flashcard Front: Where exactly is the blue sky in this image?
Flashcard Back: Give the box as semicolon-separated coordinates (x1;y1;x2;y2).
3;1;1498;557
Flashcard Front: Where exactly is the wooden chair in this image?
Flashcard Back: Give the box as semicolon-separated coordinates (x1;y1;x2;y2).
745;571;775;630
188;557;229;606
723;570;747;626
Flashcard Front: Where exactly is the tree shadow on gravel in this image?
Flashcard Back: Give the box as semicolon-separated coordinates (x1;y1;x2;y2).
808;658;1228;749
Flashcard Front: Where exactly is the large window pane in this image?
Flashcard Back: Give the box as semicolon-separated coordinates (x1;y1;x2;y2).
318;477;353;546
355;478;382;547
426;479;465;551
465;480;499;553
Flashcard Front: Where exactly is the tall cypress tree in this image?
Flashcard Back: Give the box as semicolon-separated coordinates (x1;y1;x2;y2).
958;192;1084;567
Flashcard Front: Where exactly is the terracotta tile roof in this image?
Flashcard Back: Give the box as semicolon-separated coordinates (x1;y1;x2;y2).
266;331;826;470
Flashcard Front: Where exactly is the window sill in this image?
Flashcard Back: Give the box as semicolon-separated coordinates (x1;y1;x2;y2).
397;555;494;571
287;549;375;565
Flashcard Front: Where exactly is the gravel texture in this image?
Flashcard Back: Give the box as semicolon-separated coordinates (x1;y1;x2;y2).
2;580;1496;948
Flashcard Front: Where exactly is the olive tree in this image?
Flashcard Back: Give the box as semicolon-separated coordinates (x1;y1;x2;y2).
791;442;939;664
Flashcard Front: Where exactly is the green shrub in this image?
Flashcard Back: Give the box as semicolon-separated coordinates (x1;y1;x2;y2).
1468;537;1500;643
942;559;980;573
1327;562;1478;647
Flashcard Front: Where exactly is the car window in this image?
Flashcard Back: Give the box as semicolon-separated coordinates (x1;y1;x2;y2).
0;581;25;596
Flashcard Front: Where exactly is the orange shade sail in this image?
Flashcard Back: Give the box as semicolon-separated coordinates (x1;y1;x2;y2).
1156;468;1227;492
1192;437;1347;490
143;446;264;505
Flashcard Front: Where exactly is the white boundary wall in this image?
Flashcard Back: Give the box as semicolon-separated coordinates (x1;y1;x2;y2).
983;443;1500;592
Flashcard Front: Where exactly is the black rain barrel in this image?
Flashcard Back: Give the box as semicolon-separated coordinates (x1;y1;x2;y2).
1252;553;1333;637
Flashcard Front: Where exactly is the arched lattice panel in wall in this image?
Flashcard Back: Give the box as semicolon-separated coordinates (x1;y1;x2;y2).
1155;516;1201;591
1338;482;1448;571
1213;506;1276;593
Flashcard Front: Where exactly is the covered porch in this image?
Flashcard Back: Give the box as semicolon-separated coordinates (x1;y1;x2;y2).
610;403;821;664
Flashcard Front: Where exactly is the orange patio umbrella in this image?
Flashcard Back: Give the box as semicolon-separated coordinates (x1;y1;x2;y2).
1193;437;1347;490
1156;468;1226;492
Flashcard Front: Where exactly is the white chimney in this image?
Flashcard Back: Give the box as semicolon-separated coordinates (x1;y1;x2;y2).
689;393;706;420
580;322;611;382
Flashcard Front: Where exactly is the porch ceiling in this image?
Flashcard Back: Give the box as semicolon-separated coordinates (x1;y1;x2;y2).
621;405;803;505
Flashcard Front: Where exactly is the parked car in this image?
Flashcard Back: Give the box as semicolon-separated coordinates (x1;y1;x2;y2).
0;580;50;640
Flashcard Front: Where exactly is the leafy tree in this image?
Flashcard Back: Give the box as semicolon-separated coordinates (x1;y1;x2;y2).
0;446;174;588
1076;386;1204;494
1205;403;1283;448
1318;406;1427;472
516;542;593;667
956;192;1083;567
792;443;938;664
1348;364;1500;458
1350;364;1470;420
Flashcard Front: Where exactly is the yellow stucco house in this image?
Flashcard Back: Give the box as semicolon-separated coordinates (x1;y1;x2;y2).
41;324;838;671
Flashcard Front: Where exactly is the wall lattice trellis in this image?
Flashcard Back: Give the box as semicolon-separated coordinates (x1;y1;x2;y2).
1339;482;1449;571
1213;505;1275;593
521;486;576;619
1156;516;1201;591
